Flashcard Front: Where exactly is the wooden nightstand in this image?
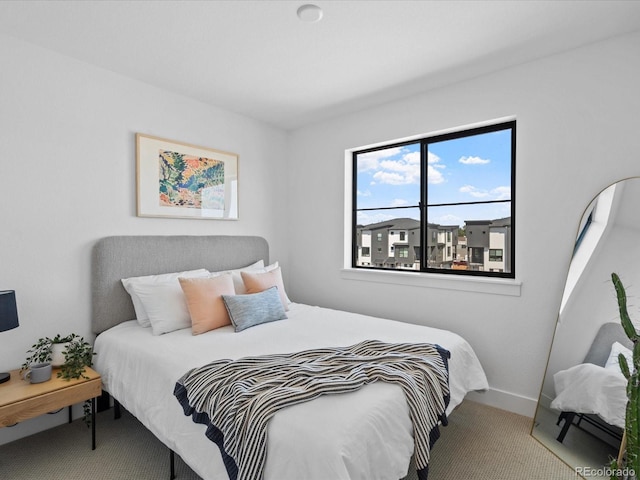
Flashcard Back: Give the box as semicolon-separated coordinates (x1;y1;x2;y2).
0;366;101;449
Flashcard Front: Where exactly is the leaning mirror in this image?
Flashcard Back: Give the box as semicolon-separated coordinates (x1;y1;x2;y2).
531;177;640;478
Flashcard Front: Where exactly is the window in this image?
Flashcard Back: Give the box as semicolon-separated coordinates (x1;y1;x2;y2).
352;120;515;278
362;247;370;257
489;249;503;262
573;210;593;256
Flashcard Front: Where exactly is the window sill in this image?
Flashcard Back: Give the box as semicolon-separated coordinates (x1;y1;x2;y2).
340;268;522;297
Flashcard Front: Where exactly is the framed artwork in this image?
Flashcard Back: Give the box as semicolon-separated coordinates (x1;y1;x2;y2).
136;134;238;219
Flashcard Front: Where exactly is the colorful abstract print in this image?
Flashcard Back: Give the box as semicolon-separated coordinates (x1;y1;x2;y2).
159;150;225;210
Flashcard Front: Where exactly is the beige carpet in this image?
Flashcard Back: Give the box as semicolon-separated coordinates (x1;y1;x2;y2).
427;400;576;480
0;400;575;480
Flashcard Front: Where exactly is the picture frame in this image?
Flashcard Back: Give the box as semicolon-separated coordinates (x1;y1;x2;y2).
136;134;238;220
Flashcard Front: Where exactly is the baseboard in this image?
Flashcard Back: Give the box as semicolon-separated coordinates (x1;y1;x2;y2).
466;388;539;418
537;392;553;410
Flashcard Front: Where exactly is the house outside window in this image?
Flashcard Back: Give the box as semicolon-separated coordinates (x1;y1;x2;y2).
352;120;515;278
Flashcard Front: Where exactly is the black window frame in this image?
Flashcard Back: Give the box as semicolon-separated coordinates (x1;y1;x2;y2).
352;120;516;279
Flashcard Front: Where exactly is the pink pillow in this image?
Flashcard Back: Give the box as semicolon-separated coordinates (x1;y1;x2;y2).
179;274;235;335
241;267;289;311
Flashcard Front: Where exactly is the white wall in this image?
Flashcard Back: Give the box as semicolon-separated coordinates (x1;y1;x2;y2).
286;31;640;416
0;34;288;443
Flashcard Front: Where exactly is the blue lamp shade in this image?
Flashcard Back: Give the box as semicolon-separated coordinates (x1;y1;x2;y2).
0;290;18;384
0;290;19;332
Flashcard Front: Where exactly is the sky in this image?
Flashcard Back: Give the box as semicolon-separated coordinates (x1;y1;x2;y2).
355;128;513;228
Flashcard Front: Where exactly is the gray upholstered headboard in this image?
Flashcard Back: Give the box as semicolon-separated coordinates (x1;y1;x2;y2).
583;322;633;367
91;235;269;334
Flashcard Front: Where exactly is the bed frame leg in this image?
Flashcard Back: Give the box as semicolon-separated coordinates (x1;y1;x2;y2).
114;399;121;420
170;449;176;480
556;411;575;443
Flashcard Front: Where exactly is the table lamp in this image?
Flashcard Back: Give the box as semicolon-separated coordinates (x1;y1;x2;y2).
0;290;19;384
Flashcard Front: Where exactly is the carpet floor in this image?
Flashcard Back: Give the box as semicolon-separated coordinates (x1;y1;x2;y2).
0;400;576;479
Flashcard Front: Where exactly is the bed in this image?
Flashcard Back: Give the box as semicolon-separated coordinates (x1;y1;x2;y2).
91;235;488;480
551;322;629;444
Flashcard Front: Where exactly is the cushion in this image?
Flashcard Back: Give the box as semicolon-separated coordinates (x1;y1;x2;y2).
121;269;209;327
212;260;264;294
130;281;191;335
222;287;288;332
263;262;291;303
241;267;289;310
604;341;634;375
179;274;235;335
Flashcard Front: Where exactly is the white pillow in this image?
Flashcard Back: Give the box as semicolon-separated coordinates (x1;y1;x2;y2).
122;269;209;327
211;260;265;294
133;280;196;335
224;260;291;303
265;262;291;304
210;261;291;303
604;341;634;375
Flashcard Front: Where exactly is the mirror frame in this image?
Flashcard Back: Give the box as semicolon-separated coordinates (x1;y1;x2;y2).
530;176;640;476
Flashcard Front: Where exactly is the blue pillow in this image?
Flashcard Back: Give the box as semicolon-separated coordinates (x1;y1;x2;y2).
222;287;288;332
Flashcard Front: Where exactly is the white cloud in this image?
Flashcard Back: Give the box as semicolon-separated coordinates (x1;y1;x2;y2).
460;185;490;198
357;147;405;172
491;186;511;200
356;211;396;225
374;151;421;185
427;164;445;184
460;184;511;200
428;151;442;165
373;171;409;185
426;151;446;184
359;147;446;186
432;213;463;227
459;156;490;165
357;156;379;173
405;151;420;164
357;189;371;197
391;198;409;207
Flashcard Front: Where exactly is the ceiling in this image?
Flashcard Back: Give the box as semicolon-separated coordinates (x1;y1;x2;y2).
1;1;640;130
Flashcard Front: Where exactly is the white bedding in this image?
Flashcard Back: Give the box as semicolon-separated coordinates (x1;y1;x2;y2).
551;363;627;429
94;303;488;480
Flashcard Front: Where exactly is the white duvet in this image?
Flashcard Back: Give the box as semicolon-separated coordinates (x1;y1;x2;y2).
551;363;627;429
94;303;488;480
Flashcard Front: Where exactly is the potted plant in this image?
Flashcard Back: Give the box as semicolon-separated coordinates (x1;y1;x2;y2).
50;334;73;367
610;273;639;480
21;333;95;427
22;333;94;380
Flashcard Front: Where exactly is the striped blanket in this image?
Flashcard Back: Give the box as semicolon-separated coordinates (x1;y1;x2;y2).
174;339;450;480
